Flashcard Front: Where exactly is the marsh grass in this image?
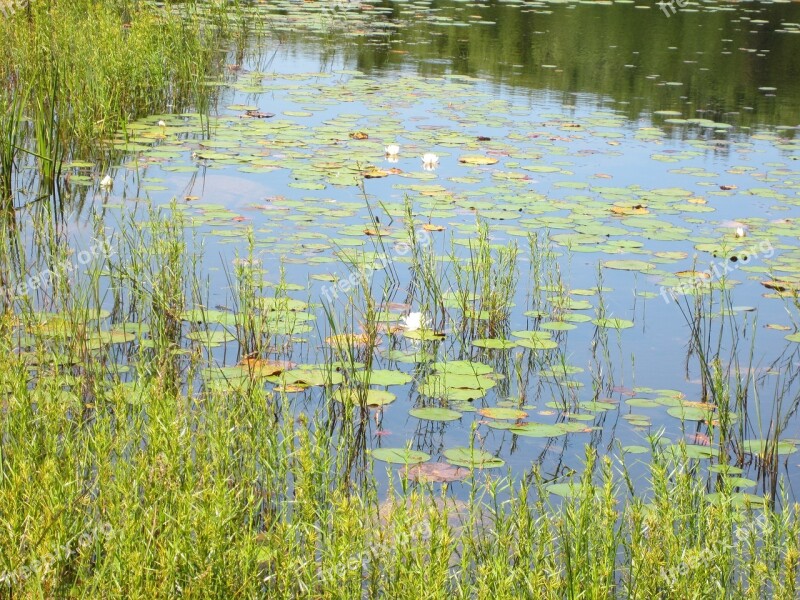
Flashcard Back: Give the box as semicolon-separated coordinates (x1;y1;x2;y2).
674;279;800;504
0;0;229;200
0;197;799;597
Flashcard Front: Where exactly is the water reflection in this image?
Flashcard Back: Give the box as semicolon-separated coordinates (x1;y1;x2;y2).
261;0;800;128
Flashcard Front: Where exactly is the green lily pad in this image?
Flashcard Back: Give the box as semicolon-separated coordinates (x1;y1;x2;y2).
546;482;583;498
667;404;714;422
443;447;505;469
477;407;527;420
593;318;634;330
472;338;518;349
408;407;462;421
372;448;430;465
332;388;396;406
602;260;656;272
742;439;797;456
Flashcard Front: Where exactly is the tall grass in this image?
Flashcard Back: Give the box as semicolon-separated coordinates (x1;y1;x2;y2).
0;0;228;199
0;199;799;597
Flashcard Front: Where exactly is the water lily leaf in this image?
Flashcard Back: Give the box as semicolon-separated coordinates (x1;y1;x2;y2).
432;360;493;375
240;358;292;377
403;329;446;341
186;330;236;345
742;439;797;456
626;398;660;408
593;318;634;330
705;492;766;508
282;368;344;387
510;423;572;438
409;407;462;421
517;338;558;350
372;448;430;465
332;388;396;406
602;260;656;272
580;400;616;412
353;369;413;386
325;332;371;347
477;407;527;420
546;482;582;498
443;447;504;469
459;155;499;165
472;338;517;349
86;330;137;347
181;308;237;326
667;404;714;422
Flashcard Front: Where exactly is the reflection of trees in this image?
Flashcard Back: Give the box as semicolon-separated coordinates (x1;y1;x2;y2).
291;1;800;128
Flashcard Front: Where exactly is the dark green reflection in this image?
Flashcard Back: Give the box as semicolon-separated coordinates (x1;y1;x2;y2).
270;0;800;128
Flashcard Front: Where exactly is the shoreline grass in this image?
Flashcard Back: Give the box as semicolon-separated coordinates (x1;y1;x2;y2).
0;202;798;597
0;0;229;203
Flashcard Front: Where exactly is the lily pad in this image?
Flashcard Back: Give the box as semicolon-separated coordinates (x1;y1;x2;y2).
409;407;462;421
372;448;431;465
602;260;656;272
477;407;527;420
443;447;505;469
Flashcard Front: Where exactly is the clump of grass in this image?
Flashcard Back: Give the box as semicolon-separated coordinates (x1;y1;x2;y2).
0;0;226;194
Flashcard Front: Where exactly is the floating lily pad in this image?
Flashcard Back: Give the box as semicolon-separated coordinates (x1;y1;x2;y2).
602;260;656;272
510;422;580;438
186;330;236;345
353;369;413;386
705;492;766;508
332;388;396;406
409;407;462;421
459;155;499;166
477;407;527;420
667;404;714;422
443;447;504;469
472;338;517;349
742;439;797;456
372;448;430;465
546;482;583;498
593;318;634;330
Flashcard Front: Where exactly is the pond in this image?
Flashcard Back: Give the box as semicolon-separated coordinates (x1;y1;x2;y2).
16;0;800;502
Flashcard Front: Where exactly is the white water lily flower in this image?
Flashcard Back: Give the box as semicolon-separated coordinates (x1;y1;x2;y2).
99;175;113;188
385;144;400;156
401;311;426;331
735;226;746;238
422;153;439;168
157;120;166;128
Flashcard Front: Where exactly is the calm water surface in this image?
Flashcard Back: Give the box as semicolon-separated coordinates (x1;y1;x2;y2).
57;0;800;500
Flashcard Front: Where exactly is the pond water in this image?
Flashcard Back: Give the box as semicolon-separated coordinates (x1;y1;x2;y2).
49;0;800;501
